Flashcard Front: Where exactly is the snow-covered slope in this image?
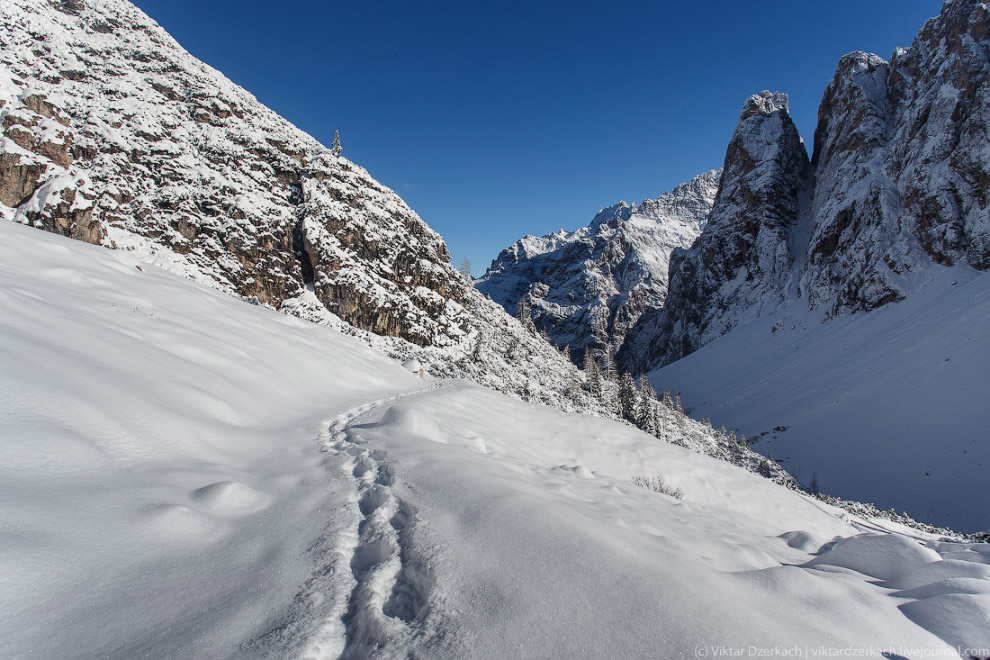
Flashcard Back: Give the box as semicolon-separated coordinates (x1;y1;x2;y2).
623;0;990;371
648;263;990;533
3;215;989;659
0;0;595;414
476;170;719;363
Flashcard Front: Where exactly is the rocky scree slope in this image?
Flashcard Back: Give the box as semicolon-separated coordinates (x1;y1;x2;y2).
621;0;990;371
476;169;720;364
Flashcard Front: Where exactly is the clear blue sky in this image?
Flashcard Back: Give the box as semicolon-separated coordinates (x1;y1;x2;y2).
132;0;941;275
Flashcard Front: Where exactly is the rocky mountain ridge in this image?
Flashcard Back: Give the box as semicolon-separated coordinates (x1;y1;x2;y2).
477;169;720;363
621;0;990;371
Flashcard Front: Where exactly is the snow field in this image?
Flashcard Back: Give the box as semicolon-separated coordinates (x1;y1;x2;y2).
649;264;990;533
1;220;988;658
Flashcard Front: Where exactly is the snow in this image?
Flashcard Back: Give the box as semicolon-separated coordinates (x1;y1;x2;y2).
648;264;990;533
0;220;419;658
2;219;989;659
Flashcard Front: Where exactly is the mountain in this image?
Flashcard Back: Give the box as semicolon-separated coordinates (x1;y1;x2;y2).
2;216;987;659
476;169;720;363
622;0;990;371
616;0;990;532
0;0;593;412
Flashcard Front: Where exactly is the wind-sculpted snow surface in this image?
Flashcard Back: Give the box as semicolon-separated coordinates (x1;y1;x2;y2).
3;215;988;658
477;169;719;362
624;0;990;371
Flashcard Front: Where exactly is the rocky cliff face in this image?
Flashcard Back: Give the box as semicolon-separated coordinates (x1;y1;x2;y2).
804;0;990;314
619;94;809;370
476;170;720;363
623;0;990;371
0;0;590;412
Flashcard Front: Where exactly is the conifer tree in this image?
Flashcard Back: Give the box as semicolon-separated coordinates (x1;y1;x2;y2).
638;377;661;437
583;347;602;398
515;296;535;333
331;130;342;156
458;256;472;280
618;372;638;423
601;350;619;383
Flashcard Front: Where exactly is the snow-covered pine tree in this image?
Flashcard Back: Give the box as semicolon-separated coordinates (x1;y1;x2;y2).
331;130;342;156
458;256;472;281
583;346;602;398
601;351;619;383
637;377;661;437
618;372;638;423
516;296;535;333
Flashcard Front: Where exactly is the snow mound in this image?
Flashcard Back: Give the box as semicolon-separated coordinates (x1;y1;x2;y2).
191;481;270;517
899;594;990;655
804;533;941;582
377;404;445;444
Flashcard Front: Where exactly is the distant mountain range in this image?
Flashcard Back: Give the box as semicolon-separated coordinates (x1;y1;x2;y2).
476;169;719;365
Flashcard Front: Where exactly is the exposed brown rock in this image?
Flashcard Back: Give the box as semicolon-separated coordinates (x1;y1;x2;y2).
0;153;45;207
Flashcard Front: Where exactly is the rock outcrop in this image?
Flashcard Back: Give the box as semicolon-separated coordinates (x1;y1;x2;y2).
620;93;810;370
804;0;990;314
477;170;720;363
623;0;990;371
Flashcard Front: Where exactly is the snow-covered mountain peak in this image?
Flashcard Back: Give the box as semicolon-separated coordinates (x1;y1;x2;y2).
740;89;791;119
618;94;809;371
478;169;720;362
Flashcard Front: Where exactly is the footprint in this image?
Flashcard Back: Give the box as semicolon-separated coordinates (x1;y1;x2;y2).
358;487;391;516
350;537;394;574
352;457;374;479
375;463;395;487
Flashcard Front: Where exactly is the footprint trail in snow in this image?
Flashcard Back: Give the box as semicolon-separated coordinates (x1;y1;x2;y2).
247;385;442;660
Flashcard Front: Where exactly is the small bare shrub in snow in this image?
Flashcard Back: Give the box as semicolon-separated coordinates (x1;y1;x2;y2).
633;475;684;500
